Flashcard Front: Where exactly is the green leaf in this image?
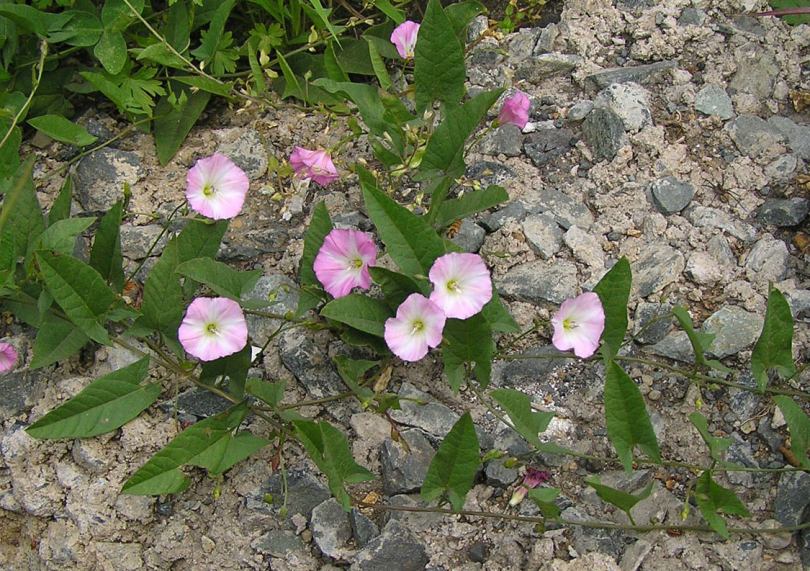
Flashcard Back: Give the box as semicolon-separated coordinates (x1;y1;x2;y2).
694;471;750;538
491;388;554;449
672;306;714;367
94;30;128;75
0;3;54;36
751;288;796;392
199;345;252;399
527;487;562;520
370;0;405;24
414;0;466;112
368;40;393;91
766;1;810;25
48;177;73;226
26;358;156;438
369;267;425;309
421;412;480;511
359;168;445;276
246;378;286;409
48;10;103;47
36;251;116;344
481;291;519;333
321;294;392;337
30;313;89;369
135;43;187;69
175;257;261;300
324;41;350;82
442;314;494;390
585;477;654;523
27;115;97;147
334;355;377;401
312;79;389;137
34;217;94;255
593;257;631;360
164;1;191;50
123;403;267;495
154;88;211;166
293;419;375;510
173;75;233;98
305;0;342;43
420;89;504;181
604;361;660;471
189;0;236;64
434;185;509;228
688;412;731;462
773;396;809;469
101;0;144;31
299;202;333;288
276;51;304;100
0;159;45;262
89;201;125;292
445;1;486;40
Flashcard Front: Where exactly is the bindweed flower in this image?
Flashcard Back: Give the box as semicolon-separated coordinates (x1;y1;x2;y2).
498;90;531;130
178;297;248;362
289;147;339;187
509;467;552;506
313;229;377;298
0;342;17;373
384;293;446;362
428;253;493;320
551;292;605;358
186;153;249;220
390;20;420;59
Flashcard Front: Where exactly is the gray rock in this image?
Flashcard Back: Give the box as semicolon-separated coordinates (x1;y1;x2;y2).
523;128;575;167
334;211;373;232
685;206;757;243
466;162;517;187
389;383;458;439
490;346;568;388
582;107;627;161
725;437;760;487
745;235;789;283
516;53;581;83
481;202;527;232
0;369;46;418
450;219;486;253
686;252;724;285
785;289;810;319
563;507;627;560
534;24;559;54
707;234;737;269
350;520;429;571
633;302;673;345
311;498;352;559
695;85;734;120
173;388;231;418
119;224;168;259
243;274;299;341
508;28;542;61
74;148;142;212
252;530;306;558
646;331;693;363
757;197;810;226
729;44;778;101
380;430;435;495
277;329;344;398
764;154;798;183
467;541;488;563
584;60;678;90
383;495;444;530
522;213;563;259
679;7;707;26
483;125;523;157
262;470;330;519
567;100;594;122
563;226;605;270
731;14;766;35
497;259;578;304
774;470;810;527
767;116;810;160
725;116;786;161
594;82;652;132
217;129;268;180
650;176;695;214
802;528;810;567
485;459;519;487
523;187;594;230
467;15;489;43
632;244;685;297
350;509;380;548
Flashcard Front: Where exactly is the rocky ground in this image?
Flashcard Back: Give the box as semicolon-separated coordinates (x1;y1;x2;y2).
2;0;810;569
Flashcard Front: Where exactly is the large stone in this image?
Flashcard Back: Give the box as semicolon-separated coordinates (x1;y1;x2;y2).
243;274;299;341
686;252;724;285
563;507;627;561
217;128;268;180
490;346;568;388
582;107;627;161
277;328;344;397
466;161;516;187
649;176;694;214
563;226;605;270
263;469;330;518
311;498;352;559
685;206;757;243
350;509;380;548
767;116;810;160
119;224;168;259
522;213;563;259
774;471;810;527
450;219;486;253
594;82;652;132
0;369;47;418
584;60;678;90
745;235;789;283
567;100;594;122
482;124;524;157
481;202;527;232
632;244;685;297
388;382;458;439
516;53;581;83
523;187;594;230
523;127;575;167
380;430;435;495
252;530;306;558
350;520;429;571
633;302;673;345
725;116;787;162
74;148;142;212
703;306;763;359
497;259;578;304
695;85;734;120
729;43;779;101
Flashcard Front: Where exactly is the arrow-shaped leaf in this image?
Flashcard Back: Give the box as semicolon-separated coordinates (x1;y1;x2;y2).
491;388;553;449
421;412;480;511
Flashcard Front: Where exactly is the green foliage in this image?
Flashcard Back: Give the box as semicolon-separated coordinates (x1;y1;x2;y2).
246;378;287;409
175;257;262;300
27;114;97;146
414;0;466;112
369;267;426;309
443;314;494;390
421;412;480;511
585;477;653;524
434;185;509;229
751;288;795;392
321;294;392;337
30;313;90;369
527;487;562;520
27;358;157;438
689;412;731;462
491;388;554;449
773;396;809;468
199;344;252;399
89;201;125;292
297;201;332;314
766;1;810;25
154;88;211;166
593;258;631;360
694;471;750;538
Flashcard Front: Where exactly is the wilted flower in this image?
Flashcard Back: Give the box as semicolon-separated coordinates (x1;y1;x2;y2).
551;292;605;359
390;20;420;59
313;229;377;298
384;293;446;362
0;342;18;373
428;253;492;320
186;153;249;220
178;297;248;362
289;147;339;187
509;467;552;506
498;90;531;130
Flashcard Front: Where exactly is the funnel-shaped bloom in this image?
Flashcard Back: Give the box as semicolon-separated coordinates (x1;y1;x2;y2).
313;229;377;298
428;253;492;320
0;342;17;373
551;292;605;358
384;294;446;362
290;147;339;187
498;91;531;129
391;20;420;59
509;467;552;506
186;153;249;220
178;297;248;362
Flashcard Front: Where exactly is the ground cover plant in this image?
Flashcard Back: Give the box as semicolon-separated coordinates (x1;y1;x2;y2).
0;0;809;564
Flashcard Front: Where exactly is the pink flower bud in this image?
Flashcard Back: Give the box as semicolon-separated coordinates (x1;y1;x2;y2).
498;91;531;130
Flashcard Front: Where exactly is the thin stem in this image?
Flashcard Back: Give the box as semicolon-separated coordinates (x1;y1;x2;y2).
125;201;186;283
280;391;355;410
0;40;47;151
244;309;308;323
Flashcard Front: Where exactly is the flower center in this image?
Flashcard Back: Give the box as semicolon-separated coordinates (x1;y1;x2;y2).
205;322;220;336
562;317;577;332
446;279;460;293
202;183;216;197
410;319;424;335
351;257;364;269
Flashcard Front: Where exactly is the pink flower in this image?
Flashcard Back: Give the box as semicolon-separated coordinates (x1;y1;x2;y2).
428;253;492;320
289;147;339;187
390;20;420;59
551;292;605;359
509;467;551;506
178;297;248;362
384;294;446;362
0;342;18;373
186;153;249;220
498;91;531;130
313;229;377;298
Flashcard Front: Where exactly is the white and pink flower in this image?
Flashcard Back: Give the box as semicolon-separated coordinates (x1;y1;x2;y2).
384;293;446;362
0;342;18;373
498;91;531;130
289;147;339;187
313;229;377;299
186;153;249;220
390;20;420;59
428;253;492;320
551;292;605;359
178;297;248;362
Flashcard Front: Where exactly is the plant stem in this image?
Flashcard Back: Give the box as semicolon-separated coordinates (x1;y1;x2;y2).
124;200;186;284
0;40;47;152
280;391;355;410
